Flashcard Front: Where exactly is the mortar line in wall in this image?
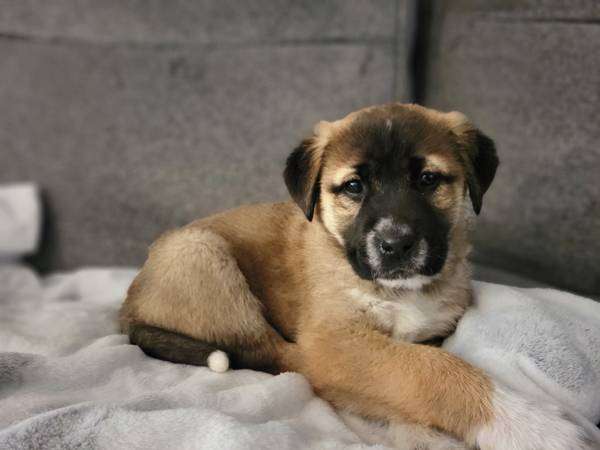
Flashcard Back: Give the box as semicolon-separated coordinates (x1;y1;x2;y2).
409;0;432;105
391;0;400;101
0;31;395;50
478;16;600;25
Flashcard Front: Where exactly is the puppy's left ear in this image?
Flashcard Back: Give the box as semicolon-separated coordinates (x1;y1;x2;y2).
283;122;330;221
464;130;499;215
444;111;499;215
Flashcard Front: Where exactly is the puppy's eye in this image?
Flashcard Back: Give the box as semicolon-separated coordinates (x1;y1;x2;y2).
343;179;363;195
418;171;441;188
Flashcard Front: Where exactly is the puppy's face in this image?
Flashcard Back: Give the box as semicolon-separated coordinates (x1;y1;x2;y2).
284;104;498;289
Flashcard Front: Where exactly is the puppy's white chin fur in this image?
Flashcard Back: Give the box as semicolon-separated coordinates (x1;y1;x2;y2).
376;275;434;290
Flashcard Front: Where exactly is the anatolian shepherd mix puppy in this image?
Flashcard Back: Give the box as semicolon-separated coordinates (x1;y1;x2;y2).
120;104;593;450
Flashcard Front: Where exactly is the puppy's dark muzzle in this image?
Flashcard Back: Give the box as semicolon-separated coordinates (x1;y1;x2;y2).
375;230;417;261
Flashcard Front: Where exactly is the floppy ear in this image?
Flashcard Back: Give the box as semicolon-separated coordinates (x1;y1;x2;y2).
283;129;328;221
444;111;499;214
464;130;499;215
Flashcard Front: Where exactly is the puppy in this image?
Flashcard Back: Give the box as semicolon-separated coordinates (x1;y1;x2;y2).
120;103;592;449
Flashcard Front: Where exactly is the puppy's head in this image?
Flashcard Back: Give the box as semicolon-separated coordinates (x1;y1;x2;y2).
284;104;498;290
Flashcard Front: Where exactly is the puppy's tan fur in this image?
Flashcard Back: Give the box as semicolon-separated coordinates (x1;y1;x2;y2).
120;104;493;445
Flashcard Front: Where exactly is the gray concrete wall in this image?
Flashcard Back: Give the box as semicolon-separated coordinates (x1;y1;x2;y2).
0;1;413;271
3;1;598;297
424;0;600;295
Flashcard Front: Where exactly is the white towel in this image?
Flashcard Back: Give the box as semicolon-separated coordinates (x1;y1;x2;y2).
0;265;599;448
0;183;40;259
0;266;379;450
444;282;600;441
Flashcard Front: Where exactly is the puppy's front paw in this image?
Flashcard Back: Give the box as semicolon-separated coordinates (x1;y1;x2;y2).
472;385;596;450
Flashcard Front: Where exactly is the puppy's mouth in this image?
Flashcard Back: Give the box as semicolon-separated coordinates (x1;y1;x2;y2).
348;238;446;290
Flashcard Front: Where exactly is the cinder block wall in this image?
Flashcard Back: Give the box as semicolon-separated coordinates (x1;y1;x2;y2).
0;1;413;271
2;1;598;296
424;1;600;295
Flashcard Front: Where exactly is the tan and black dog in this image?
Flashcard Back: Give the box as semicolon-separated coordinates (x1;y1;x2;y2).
120;104;591;450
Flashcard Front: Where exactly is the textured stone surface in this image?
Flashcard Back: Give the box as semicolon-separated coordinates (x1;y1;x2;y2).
0;1;413;271
0;0;398;44
426;4;600;295
444;0;600;20
0;38;396;270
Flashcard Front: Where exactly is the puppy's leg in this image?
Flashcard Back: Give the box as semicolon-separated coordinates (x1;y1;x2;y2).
298;320;592;450
120;227;292;372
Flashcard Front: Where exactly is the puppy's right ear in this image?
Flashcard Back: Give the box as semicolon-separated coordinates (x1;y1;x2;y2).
283;122;329;221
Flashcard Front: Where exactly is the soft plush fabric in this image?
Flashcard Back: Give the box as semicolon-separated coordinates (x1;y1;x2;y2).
444;282;600;440
2;178;599;448
1;263;599;449
0;265;383;450
0;0;412;273
0;183;40;260
424;1;600;296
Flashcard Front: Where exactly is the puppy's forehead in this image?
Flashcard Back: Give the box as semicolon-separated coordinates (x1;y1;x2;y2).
328;105;460;170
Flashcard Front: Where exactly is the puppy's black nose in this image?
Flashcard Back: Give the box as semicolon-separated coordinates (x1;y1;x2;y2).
376;228;417;259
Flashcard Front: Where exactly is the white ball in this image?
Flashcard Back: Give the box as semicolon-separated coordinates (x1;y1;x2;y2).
207;350;229;373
